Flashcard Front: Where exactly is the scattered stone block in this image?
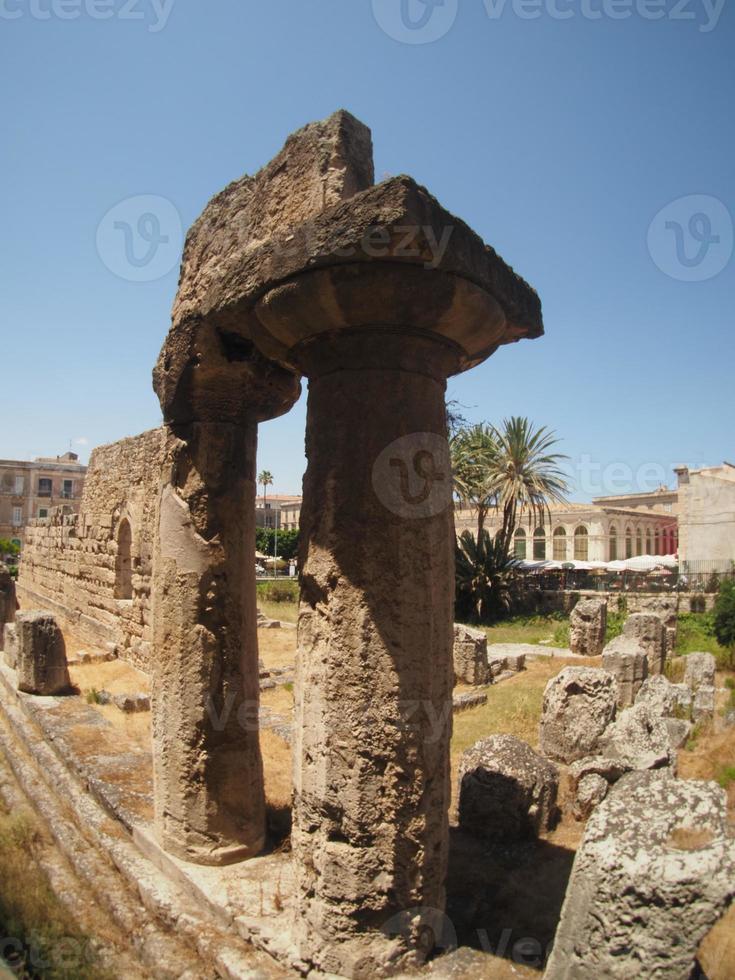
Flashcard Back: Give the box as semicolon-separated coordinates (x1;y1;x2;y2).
635;673;691;719
458;735;559;840
665;717;692;750
569;597;607;656
692;685;715;723
452;691;488;713
545;770;735;980
598;702;674;772
3;623;18;669
453;623;490;686
622;613;666;675
573;772;609;821
539;667;618;764
0;567;17;650
602;635;648;708
15;611;71;696
684;651;716;693
111;693;150;713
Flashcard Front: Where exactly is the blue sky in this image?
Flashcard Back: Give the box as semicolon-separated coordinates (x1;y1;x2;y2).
2;0;733;499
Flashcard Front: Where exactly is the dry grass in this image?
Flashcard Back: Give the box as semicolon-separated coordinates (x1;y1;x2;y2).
0;778;111;979
261;730;292;812
68;659;150;696
258;598;298;624
258;627;297;670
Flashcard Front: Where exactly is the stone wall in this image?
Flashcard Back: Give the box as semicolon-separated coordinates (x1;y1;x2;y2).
17;428;164;670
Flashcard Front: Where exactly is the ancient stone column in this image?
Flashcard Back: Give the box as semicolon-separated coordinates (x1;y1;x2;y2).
150;326;299;866
254;256;540;975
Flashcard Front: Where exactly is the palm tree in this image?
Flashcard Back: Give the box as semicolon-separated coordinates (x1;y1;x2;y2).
490;417;569;557
258;470;274;516
455;529;516;623
450;423;498;539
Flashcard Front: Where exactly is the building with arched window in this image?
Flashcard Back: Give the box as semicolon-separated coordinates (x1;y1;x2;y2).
455;491;678;563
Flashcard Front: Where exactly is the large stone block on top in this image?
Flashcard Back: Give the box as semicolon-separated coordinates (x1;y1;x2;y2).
15;611;71;696
602;634;648;708
458;735;559;840
622;612;666;675
453;623;490;686
539;666;618;764
545;770;735;979
3;623;18;669
569;596;607;656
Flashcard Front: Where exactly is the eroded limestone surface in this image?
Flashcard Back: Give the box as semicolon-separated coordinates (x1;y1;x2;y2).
539;667;618;764
546;770;735;979
569;597;606;657
15;610;71;696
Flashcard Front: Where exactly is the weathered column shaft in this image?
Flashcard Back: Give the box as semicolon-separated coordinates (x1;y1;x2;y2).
152;418;264;865
292;334;455;976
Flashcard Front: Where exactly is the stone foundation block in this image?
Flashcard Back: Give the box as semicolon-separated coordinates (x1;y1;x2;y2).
622;612;666;675
602;636;648;708
453;623;490;686
539;667;618;764
15;611;71;696
545;770;735;979
458;734;559;840
570;597;607;656
684;651;716;693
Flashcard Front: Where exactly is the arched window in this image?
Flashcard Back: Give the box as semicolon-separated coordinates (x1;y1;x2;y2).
574;525;589;561
635;527;643;556
533;526;546;560
553;527;567;561
646;529;653;555
654;529;661;555
513;527;527;559
114;518;133;600
609;525;618;561
625;525;634;559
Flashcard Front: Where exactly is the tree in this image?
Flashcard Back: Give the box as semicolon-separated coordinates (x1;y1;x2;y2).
450;423;498;539
257;470;274;513
0;539;20;560
490;417;569;558
455;529;516;624
713;579;735;667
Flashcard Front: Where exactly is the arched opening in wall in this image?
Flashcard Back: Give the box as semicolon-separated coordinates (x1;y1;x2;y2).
513;528;527;559
115;519;133;600
574;526;589;561
533;526;546;560
646;529;653;555
635;528;643;556
553;527;567;561
625;525;634;559
654;529;661;555
609;525;618;561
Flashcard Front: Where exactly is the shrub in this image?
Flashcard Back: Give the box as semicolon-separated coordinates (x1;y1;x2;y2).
605;611;626;644
455;530;517;624
713;580;735;668
256;580;298;604
716;765;735;789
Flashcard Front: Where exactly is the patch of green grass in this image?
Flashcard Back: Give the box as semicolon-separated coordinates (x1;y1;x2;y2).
676;613;726;656
0;803;110;979
479;613;569;647
605;611;626;644
685;721;703;752
716;765;735;789
84;689;101;705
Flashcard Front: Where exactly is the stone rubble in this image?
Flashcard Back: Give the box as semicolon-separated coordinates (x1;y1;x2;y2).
15;610;71;696
458;735;559;841
539;666;618;764
601;634;648;707
453;623;490;686
546;770;735;980
622;612;666;675
569;596;607;656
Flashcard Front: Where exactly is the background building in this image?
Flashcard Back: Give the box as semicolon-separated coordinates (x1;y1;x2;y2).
255;493;302;530
0;452;87;548
675;463;735;572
